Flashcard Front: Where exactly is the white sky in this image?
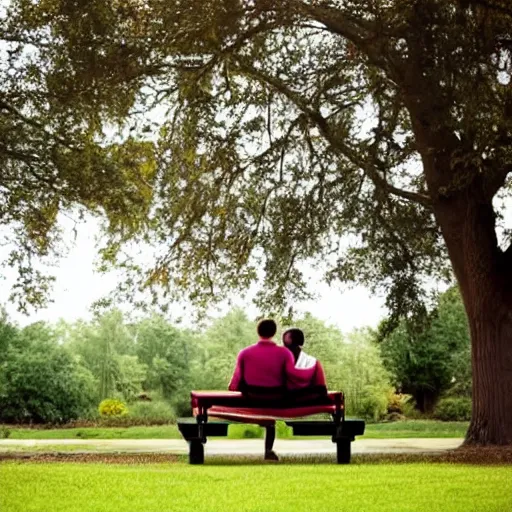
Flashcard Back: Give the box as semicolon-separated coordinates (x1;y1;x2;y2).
0;213;388;333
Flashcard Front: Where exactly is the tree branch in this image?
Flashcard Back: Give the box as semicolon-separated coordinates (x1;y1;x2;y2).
0;99;75;149
235;59;432;208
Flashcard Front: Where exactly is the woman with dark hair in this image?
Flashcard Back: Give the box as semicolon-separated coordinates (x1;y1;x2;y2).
282;328;327;391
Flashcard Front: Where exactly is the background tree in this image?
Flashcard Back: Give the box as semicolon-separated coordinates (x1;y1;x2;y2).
62;310;137;400
379;287;471;413
192;309;255;390
5;0;512;444
0;322;96;423
134;314;194;407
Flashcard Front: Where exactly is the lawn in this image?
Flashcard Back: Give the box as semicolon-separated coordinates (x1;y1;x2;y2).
1;461;510;512
2;420;468;440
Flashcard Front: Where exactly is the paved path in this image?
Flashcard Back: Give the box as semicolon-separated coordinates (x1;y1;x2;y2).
0;438;463;455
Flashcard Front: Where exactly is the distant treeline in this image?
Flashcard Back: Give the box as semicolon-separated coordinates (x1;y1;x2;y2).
0;288;471;425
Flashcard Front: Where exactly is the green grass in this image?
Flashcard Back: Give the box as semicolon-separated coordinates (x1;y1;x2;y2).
4;425;183;440
2;420;468;441
364;420;468;438
0;462;510;512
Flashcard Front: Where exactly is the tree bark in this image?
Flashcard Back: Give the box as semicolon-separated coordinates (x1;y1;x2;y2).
426;165;512;445
414;389;439;415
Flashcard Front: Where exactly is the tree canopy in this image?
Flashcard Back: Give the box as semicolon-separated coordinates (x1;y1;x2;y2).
1;0;510;313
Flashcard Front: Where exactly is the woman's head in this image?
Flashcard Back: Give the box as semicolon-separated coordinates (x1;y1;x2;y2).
282;328;305;347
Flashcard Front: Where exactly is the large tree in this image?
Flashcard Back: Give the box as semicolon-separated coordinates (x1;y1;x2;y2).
4;1;512;444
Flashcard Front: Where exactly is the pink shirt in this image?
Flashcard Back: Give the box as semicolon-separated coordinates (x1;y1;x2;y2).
228;340;328;391
287;360;327;389
228;340;295;391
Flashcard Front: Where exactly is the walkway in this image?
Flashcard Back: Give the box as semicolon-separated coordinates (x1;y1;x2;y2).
0;438;463;455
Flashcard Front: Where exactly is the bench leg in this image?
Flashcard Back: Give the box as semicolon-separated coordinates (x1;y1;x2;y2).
189;440;204;465
336;438;351;464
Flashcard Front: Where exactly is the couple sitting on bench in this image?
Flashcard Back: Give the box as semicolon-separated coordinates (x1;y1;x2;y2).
225;318;327;461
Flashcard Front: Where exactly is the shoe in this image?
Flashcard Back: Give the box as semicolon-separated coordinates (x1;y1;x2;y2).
264;450;279;461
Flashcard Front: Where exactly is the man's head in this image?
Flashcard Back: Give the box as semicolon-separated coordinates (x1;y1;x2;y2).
257;319;277;339
282;328;305;347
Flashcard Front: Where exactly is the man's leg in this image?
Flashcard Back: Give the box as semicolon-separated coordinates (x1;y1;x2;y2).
264;424;279;461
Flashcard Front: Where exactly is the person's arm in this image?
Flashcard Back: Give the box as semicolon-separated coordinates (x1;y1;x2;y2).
228;351;244;391
313;360;327;387
283;349;309;388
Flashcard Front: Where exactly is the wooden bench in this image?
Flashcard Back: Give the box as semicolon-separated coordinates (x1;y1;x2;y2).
177;390;365;464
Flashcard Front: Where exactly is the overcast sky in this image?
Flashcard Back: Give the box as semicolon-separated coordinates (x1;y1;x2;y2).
0;212;389;333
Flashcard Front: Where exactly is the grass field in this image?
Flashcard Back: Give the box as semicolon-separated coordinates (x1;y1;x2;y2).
2;420;468;440
1;461;510;512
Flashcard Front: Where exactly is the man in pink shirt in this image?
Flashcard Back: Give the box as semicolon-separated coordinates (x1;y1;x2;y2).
229;319;295;395
228;318;295;460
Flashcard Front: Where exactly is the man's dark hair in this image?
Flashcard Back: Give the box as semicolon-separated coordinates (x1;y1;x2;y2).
257;319;277;338
283;328;304;346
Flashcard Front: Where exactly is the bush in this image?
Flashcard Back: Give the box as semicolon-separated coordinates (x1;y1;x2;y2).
0;426;11;439
228;424;264;439
0;335;97;424
128;400;176;423
401;397;424;419
356;391;388;421
170;393;192;417
98;399;128;417
434;397;472;421
386;392;409;414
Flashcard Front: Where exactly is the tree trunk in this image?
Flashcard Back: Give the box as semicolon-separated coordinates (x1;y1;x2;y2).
465;303;512;445
405;82;512;444
430;178;512;445
414;389;438;415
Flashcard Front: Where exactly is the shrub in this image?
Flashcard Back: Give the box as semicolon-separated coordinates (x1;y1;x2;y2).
434;397;472;421
0;426;11;439
276;421;292;439
386;392;408;414
228;424;264;439
128;400;176;423
170;393;192;417
356;390;388;421
98;399;128;417
0;335;97;424
401;397;424;419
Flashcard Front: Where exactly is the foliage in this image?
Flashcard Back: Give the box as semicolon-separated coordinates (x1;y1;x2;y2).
0;14;156;313
0;323;97;424
378;287;471;413
61;310;143;401
386;392;409;415
434;398;472;422
127;400;176;424
116;355;147;402
98;399;128;418
0;426;11;438
134;314;194;401
4;0;509;321
191;309;256;391
335;329;391;420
